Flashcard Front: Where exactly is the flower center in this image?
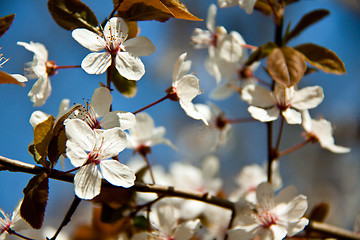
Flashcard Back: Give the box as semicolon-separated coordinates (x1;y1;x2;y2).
87;150;101;165
104;24;128;56
256;208;278;228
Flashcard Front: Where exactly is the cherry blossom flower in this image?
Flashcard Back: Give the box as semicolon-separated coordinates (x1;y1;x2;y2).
71;87;136;131
72;17;155;80
229;162;282;203
166;53;208;125
64;119;135;200
242;84;324;124
228;182;309;240
132;203;200;240
218;0;257;14
17;41;53;106
191;4;247;83
126;112;175;155
301;110;350;153
195;103;232;150
0;200;29;240
169;156;222;219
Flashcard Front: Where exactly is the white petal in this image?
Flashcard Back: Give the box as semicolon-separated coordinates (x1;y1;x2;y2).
193;103;213;123
10;200;29;232
278;195;308;221
17;41;48;62
91;87;112;118
217;0;239;8
101;111;136;130
218;31;246;63
81;52;111;74
282;108;302;125
172;53;192;83
28;76;52;107
256;182;275;209
29;110;50;128
74;164;102;200
66;141;89;167
286;218;309;236
269;224;288;240
180;100;209;125
242;84;276;107
291;86;324;110
72;29;105;52
227;225;258;240
311;118;350;153
174;219;201;240
104;17;128;41
11;74;28;83
65;119;95;151
301;110;312;132
123;36;155;57
132;112;155;140
248;106;279;122
206;4;217;32
156;203;178;235
175;75;200;102
240;0;257;14
100;160;135;187
205;51;222;84
116;52;145;80
97;127;127;159
210;82;235;100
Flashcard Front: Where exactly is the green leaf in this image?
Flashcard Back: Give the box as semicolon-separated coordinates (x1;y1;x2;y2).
48;105;81;167
0;71;25;87
295;43;346;74
33;115;55;167
245;42;277;66
267;47;307;87
283;9;330;44
48;0;99;32
21;172;49;229
111;68;137;98
0;14;15;38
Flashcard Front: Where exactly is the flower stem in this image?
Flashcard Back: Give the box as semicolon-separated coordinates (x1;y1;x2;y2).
49;196;81;240
240;43;258;50
142;154;156;185
279;139;310;157
8;229;34;240
132;94;170;115
108;0;123;20
54;65;81;70
274;115;285;151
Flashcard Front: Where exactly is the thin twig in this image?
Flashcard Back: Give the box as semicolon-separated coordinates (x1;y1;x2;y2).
49;196;81;240
132;95;170;115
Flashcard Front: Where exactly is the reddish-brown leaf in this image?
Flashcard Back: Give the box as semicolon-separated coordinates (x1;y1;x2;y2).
0;71;25;87
0;14;15;38
21;172;49;229
267;47;306;87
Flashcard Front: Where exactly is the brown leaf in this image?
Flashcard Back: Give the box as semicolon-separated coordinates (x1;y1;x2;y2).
309;202;329;222
245;42;277;66
295;43;346;74
0;71;25;87
48;0;99;32
21;172;49;229
0;14;15;38
114;0;201;22
48;105;81;167
267;46;306;87
34;115;55;167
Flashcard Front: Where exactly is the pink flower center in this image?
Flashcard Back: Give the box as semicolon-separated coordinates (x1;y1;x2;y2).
256;208;278;228
87;151;101;165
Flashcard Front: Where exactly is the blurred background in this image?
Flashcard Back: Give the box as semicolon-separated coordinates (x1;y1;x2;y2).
1;0;360;235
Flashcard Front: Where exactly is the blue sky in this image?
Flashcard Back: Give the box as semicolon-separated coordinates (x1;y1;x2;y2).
1;0;360;229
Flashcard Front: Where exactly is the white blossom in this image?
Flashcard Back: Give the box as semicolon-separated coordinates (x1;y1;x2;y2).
65;119;135;200
302;110;350;153
228;182;309;240
167;53;208;125
242;84;324;124
218;0;257;14
0;200;29;240
133;203;200;240
72;17;155;80
126;112;175;153
17;41;52;106
71;87;136;131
